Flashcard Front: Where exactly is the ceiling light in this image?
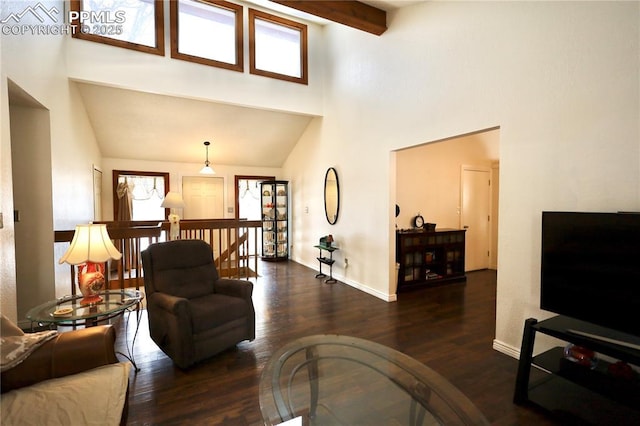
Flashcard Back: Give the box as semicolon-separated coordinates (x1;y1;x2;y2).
200;141;215;175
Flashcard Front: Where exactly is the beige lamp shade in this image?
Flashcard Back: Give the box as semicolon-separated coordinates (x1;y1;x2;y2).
59;224;122;265
160;191;185;209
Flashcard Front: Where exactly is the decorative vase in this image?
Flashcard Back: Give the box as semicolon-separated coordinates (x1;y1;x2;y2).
77;262;106;305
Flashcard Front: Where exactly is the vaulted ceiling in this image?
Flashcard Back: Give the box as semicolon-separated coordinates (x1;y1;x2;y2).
79;1;419;168
75;82;314;167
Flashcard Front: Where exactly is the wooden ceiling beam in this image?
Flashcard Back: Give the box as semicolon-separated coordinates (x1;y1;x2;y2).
270;1;387;36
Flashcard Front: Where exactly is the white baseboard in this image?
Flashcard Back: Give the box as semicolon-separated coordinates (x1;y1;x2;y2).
493;339;520;359
294;259;396;302
341;276;397;302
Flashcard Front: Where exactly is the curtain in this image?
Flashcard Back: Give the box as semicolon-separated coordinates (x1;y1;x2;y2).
116;181;133;221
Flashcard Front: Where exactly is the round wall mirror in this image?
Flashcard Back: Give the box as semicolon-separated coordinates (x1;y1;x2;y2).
324;167;340;225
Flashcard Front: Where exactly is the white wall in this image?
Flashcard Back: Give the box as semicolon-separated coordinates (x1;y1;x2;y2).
10;105;55;318
100;157;282;221
0;28;16;321
66;0;325;117
283;1;640;355
1;1;102;322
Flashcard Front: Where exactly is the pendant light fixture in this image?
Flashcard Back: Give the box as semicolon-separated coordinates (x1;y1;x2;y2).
200;141;215;175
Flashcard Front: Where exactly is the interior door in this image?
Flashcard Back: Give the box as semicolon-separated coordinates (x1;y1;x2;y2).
182;176;225;219
461;166;491;271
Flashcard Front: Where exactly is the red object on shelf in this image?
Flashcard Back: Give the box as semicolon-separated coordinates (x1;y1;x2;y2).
608;361;635;380
564;344;597;368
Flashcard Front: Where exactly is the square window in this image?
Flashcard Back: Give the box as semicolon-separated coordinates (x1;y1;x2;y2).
70;0;164;55
249;9;308;85
170;0;243;72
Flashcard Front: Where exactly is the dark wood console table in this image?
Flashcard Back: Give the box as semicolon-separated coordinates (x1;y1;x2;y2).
314;244;338;284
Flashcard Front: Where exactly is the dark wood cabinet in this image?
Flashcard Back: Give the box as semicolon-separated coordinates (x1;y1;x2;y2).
396;229;466;291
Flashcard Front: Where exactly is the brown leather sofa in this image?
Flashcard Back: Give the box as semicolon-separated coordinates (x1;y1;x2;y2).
2;325;119;392
1;325;129;425
142;239;256;369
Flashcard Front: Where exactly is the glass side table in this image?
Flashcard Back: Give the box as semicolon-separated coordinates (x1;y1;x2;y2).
26;289;144;370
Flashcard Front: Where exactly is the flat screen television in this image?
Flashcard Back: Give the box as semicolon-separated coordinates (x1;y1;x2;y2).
540;211;640;340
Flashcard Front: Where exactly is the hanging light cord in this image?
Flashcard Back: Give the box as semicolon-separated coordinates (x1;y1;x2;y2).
204;141;211;167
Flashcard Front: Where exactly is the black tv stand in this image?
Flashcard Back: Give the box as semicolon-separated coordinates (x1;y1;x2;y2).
514;316;640;425
565;329;640;352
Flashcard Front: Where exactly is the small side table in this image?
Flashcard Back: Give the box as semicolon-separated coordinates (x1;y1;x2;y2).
26;289;144;371
314;244;338;284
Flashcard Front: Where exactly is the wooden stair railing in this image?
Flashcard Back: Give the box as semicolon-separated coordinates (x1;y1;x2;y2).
216;232;248;267
178;219;262;279
55;219;262;294
105;223;162;290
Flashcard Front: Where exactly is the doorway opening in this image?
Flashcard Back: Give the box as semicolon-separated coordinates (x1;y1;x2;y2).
394;127;500;275
9;79;55;323
234;175;275;262
234;175;275;220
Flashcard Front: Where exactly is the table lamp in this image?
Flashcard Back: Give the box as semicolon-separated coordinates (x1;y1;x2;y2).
59;224;122;305
161;191;185;240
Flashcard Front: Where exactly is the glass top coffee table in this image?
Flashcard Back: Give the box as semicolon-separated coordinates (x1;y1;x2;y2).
259;335;489;426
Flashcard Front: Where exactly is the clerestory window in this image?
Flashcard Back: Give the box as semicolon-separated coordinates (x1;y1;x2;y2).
170;0;243;72
70;0;164;55
249;8;308;85
70;1;309;84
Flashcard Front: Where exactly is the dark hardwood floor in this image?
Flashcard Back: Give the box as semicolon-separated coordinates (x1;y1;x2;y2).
113;260;558;425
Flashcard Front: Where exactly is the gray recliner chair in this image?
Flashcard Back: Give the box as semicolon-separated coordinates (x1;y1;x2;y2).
141;239;255;369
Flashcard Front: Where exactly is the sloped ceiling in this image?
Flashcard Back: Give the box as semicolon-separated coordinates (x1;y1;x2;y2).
75;82;315;168
77;1;419;169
